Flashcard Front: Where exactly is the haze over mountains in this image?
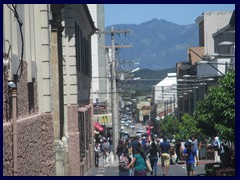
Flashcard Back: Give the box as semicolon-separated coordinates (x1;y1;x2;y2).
105;18;199;70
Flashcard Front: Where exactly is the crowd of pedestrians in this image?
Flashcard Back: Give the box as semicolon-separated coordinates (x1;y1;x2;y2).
94;132;233;176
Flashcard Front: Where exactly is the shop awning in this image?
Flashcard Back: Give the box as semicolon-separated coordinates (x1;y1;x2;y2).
94;122;104;132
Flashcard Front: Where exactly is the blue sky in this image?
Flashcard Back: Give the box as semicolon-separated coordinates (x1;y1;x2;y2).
105;4;235;27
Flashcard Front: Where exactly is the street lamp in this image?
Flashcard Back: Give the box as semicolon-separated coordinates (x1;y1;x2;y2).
8;81;18;176
131;67;140;73
218;41;235;46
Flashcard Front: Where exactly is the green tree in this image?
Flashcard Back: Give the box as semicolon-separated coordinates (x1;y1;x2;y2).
175;113;200;141
159;115;179;139
194;69;235;142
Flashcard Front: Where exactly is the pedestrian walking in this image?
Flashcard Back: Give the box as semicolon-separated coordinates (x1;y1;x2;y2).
127;147;147;176
141;136;148;156
209;135;220;162
94;143;101;167
160;136;171;176
147;141;161;176
119;152;131;176
102;139;110;167
116;140;127;161
131;136;142;155
182;141;197;176
191;135;200;166
175;139;181;164
219;137;231;167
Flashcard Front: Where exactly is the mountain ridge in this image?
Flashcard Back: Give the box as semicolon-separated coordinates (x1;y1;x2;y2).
105;18;198;70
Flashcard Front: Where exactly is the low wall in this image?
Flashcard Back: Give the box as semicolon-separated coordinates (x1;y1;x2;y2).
3;113;55;176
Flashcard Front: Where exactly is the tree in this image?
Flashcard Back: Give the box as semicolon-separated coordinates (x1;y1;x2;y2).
194;69;235;142
175;113;200;141
159;115;179;139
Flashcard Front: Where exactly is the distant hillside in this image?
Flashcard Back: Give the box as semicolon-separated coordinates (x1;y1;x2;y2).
105;18;198;70
124;67;176;96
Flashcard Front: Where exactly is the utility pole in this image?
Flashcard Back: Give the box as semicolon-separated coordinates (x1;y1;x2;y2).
102;26;131;160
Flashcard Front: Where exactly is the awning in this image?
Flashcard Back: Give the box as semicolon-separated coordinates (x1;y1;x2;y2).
94;122;104;132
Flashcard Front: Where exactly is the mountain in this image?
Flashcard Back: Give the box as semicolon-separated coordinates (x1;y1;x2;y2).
124;68;176;96
105;18;198;70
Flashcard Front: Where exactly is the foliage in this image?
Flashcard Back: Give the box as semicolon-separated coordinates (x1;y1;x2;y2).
193;69;235;142
175;113;201;140
159;115;179;139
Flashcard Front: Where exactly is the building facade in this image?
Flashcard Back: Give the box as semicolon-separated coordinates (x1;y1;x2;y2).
3;4;54;176
88;4;109;105
3;4;96;176
195;11;233;55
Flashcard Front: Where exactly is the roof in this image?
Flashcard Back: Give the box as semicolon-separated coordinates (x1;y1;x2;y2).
155;73;177;87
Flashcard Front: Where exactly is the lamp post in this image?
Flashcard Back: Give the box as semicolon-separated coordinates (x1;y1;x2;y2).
8;82;18;176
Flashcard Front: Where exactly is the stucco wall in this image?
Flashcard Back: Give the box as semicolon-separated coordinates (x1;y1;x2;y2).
3;61;39;123
67;105;80;176
67;105;93;176
3;113;55;176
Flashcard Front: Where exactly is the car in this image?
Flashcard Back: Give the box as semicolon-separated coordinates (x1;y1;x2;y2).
136;131;142;138
136;131;144;138
120;126;124;130
137;129;145;133
129;124;135;129
121;131;129;140
127;120;132;124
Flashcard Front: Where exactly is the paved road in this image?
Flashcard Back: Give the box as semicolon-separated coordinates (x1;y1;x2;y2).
85;151;213;176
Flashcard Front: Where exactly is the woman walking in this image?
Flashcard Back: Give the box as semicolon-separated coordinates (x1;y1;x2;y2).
148;141;161;176
94;143;101;167
119;152;131;176
175;139;181;164
116;140;126;161
127;147;147;176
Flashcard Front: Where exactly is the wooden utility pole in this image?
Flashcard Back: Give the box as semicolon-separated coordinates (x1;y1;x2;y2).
102;26;131;160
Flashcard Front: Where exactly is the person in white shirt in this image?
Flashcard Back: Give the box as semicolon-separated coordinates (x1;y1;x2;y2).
94;143;101;167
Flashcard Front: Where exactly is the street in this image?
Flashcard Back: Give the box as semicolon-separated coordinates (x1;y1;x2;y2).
87;122;213;176
85;151;213;176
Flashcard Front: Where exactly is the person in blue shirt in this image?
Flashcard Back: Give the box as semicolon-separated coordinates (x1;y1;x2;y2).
182;142;197;176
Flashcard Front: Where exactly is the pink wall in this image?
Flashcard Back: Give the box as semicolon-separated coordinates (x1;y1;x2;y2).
3;113;55;176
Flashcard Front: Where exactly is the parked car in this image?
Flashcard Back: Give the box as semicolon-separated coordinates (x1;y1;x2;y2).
136;131;143;138
129;124;135;129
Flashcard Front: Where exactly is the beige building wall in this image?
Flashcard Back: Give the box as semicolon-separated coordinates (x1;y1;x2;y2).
195;11;233;55
3;4;54;176
188;46;205;65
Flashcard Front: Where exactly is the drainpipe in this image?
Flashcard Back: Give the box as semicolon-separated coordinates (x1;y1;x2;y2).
8;82;17;176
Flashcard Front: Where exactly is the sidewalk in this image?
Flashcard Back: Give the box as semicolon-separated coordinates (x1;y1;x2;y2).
99;151;119;167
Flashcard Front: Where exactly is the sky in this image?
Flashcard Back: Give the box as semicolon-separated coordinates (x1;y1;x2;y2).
105;4;235;27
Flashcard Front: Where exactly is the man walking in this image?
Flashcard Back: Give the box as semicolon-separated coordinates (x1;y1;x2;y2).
160;136;171;176
182;141;197;176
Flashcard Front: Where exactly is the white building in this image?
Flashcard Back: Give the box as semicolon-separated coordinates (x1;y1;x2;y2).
88;4;109;104
154;73;177;103
195;11;235;78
